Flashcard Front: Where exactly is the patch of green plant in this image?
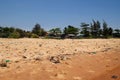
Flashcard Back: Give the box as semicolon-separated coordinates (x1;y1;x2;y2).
9;31;20;38
91;52;96;54
30;33;39;38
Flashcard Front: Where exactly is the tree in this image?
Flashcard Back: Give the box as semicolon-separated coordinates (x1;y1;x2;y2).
63;25;79;35
91;20;101;38
0;27;3;32
9;27;15;33
0;27;3;37
108;27;113;36
80;23;90;37
30;33;39;38
96;21;101;37
25;31;32;38
49;28;62;37
1;27;11;38
32;23;46;36
102;21;109;38
16;28;26;38
113;29;120;37
63;27;67;35
32;24;41;36
9;31;20;38
40;28;47;36
114;29;120;33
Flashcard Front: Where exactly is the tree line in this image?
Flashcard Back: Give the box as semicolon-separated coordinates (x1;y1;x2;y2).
0;20;120;38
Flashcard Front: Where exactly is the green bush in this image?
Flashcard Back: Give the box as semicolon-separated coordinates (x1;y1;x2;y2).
30;33;39;38
9;31;20;38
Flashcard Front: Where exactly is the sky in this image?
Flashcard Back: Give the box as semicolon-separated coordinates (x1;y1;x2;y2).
0;0;120;31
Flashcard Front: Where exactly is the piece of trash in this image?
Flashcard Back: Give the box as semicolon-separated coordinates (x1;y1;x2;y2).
88;52;96;54
92;52;96;54
6;60;10;63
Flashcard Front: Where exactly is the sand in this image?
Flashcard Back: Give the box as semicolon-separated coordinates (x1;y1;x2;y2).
0;38;120;80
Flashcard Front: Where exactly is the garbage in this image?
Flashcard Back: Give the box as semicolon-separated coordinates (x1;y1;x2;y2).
6;60;10;63
92;52;96;54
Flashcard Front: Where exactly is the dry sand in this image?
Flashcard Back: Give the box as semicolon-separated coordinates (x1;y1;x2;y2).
0;38;120;80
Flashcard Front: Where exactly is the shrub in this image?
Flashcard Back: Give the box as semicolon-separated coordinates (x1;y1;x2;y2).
30;33;39;38
9;31;20;38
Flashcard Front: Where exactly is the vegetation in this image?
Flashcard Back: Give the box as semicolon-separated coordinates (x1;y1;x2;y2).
0;20;120;39
32;24;46;36
9;31;20;38
48;28;62;37
30;33;39;38
80;23;90;37
90;20;101;38
0;27;26;38
64;25;79;36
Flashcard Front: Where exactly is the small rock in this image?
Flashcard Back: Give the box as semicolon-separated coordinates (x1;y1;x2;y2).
74;49;77;51
24;49;27;52
45;69;53;72
0;59;7;67
73;76;82;80
22;55;27;59
55;73;65;79
34;57;41;61
49;56;60;64
15;60;19;63
88;70;95;73
111;75;118;79
39;44;42;47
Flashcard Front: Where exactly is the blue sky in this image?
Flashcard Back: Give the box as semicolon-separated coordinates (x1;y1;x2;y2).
0;0;120;31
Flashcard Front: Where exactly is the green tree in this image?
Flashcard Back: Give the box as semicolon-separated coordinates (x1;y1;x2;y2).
9;31;20;38
0;27;3;37
64;27;67;35
32;23;46;36
2;27;11;38
63;25;79;35
9;27;15;33
113;29;120;37
80;23;90;37
91;20;101;38
49;28;62;37
32;24;41;36
39;28;46;36
96;21;101;37
25;31;32;38
108;27;113;36
30;33;39;38
16;28;26;38
114;29;120;33
102;21;109;38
